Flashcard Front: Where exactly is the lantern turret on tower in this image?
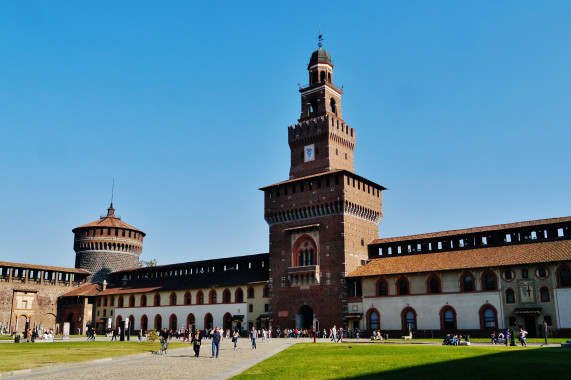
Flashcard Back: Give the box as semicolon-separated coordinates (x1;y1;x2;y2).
289;40;355;179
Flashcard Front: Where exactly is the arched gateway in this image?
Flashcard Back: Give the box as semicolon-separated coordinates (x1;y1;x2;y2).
296;305;314;330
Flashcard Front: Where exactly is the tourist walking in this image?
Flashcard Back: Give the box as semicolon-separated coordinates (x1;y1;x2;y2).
250;327;257;349
211;327;221;358
232;330;239;350
519;327;528;347
192;329;202;357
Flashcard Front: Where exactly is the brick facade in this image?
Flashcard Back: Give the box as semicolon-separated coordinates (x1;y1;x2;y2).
262;46;385;332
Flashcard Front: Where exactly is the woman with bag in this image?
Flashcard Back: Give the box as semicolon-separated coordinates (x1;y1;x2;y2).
191;329;202;357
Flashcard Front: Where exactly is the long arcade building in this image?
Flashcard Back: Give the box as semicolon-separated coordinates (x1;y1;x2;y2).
1;44;570;338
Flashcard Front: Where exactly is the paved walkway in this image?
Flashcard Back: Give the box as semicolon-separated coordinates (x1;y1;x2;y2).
5;338;295;380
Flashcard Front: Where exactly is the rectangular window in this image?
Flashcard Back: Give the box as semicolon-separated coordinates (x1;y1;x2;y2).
531;231;537;240
397;246;402;254
482;236;488;245
558;228;564;237
505;234;512;243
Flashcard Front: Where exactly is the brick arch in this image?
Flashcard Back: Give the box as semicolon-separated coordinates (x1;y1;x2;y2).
505;287;516;304
170;292;177;306
141;294;147;307
129;315;135;331
481;270;498;291
292;234;318;267
478;304;498;330
247;286;255;299
154;314;162;330
209;289;217;304
129;295;135;307
187;313;195;327
401;307;417;331
439;305;457;331
140;314;148;332
196;290;204;305
426;274;442;294
223;288;232;303
204;313;213;330
396;276;410;295
459;270;476;292
366;308;380;331
223;312;233;331
556;264;571;287
154;293;161;306
375;277;389;296
169;314;178;331
235;288;244;303
263;285;270;298
184;291;191;305
116;315;123;329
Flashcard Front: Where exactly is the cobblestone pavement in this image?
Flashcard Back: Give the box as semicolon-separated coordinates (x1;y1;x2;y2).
7;338;296;380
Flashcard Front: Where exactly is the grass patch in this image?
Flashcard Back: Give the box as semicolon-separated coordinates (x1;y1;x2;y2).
233;343;571;379
0;341;188;372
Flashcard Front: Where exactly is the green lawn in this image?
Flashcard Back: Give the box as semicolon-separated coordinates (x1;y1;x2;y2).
0;341;188;372
233;343;571;379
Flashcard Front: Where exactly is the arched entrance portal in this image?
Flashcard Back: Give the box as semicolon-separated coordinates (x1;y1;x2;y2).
296;305;314;330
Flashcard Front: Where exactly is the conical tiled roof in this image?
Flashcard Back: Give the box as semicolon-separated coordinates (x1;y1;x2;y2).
72;204;145;235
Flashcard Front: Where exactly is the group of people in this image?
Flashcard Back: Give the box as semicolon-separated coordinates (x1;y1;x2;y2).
491;327;528;346
443;334;466;345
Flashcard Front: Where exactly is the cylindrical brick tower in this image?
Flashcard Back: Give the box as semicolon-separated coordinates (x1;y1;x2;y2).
73;203;145;283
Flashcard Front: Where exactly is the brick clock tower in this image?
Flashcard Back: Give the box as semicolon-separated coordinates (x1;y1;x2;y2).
261;41;385;331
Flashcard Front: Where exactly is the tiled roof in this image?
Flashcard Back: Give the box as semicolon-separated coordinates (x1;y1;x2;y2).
347;239;571;278
0;261;90;274
259;169;386;190
60;283;101;297
99;266;269;296
371;216;571;244
73;216;145;235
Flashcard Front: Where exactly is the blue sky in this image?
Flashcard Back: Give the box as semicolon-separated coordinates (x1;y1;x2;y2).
1;1;570;268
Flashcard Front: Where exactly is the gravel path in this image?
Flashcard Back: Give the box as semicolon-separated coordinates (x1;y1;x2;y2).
7;338;296;380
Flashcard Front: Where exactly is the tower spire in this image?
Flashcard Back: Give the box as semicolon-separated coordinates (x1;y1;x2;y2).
107;178;115;217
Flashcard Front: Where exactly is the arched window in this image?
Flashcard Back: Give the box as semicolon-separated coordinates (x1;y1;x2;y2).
558;267;571;287
482;271;498;291
540;287;550;302
141;294;147;307
310;97;318;113
141;315;148;332
184;291;191;305
235;288;244;303
320;71;325;83
116;315;122;328
401;308;416;330
248;287;255;299
506;288;516;304
440;307;456;330
169;314;177;331
209;289;217;304
129;315;135;332
327;72;331;83
204;313;213;330
479;305;497;329
154;314;162;330
461;273;474;292
377;279;388;296
368;309;380;330
397;278;409;295
292;235;318;267
263;286;270;298
223;289;231;303
187;313;195;327
104;297;108;307
118;296;124;308
170;292;177;306
330;98;336;114
154;294;161;306
197;291;204;305
129;295;135;307
427;275;441;294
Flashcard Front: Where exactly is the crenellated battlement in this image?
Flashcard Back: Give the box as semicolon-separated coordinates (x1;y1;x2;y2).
288;115;355;147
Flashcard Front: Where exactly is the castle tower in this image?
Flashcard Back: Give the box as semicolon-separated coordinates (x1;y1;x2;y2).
261;40;385;331
72;203;145;283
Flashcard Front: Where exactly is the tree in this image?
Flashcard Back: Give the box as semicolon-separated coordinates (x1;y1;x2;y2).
138;259;157;267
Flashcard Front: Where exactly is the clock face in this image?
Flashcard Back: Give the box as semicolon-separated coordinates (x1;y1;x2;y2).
304;144;315;162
